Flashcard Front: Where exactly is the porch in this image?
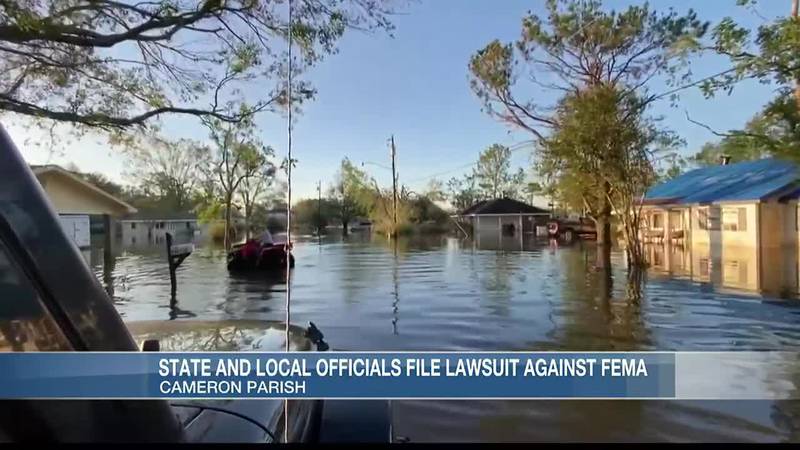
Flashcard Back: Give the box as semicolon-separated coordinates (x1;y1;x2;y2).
641;207;688;245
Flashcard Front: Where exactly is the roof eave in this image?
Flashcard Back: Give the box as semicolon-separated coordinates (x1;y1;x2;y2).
35;166;138;215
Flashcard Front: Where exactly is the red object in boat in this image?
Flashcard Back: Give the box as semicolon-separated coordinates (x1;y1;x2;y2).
227;239;295;271
240;239;261;260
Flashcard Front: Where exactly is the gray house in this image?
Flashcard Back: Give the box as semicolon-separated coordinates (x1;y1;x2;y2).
456;198;551;235
119;211;199;247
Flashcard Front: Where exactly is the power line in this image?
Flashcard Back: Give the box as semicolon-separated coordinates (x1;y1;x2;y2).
404;140;536;184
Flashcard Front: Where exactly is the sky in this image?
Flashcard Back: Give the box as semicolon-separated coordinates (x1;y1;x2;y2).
9;0;792;204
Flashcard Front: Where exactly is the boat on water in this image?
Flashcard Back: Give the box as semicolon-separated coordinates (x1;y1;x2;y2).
227;240;295;271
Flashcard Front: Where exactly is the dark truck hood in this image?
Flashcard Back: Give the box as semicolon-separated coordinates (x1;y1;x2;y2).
126;320;322;443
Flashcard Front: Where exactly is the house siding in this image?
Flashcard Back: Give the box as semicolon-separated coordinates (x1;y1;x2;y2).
37;172;130;216
472;214;548;234
689;203;757;248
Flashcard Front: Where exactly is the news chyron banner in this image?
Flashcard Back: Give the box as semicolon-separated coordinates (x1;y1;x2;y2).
0;352;797;400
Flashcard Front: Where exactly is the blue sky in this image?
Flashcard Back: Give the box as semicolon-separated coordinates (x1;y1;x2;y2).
12;0;790;203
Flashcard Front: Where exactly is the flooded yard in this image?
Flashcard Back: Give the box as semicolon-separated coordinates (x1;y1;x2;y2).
87;233;800;442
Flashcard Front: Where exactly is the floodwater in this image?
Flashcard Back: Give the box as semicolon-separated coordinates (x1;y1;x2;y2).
87;231;800;442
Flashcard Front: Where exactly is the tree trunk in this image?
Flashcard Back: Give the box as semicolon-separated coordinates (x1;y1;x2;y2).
224;194;232;250
594;191;612;270
342;219;349;236
244;209;251;240
623;218;647;268
625;266;645;303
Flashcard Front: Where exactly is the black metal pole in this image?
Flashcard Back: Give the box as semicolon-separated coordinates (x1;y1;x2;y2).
166;233;177;298
390;135;397;238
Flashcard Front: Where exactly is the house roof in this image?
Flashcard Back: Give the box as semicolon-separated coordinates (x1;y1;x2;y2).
31;165;137;215
645;158;800;204
458;197;549;215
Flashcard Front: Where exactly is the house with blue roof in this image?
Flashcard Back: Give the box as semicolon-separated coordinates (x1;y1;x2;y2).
643;158;800;249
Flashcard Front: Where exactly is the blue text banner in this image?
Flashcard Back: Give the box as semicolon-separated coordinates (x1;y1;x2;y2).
0;352;675;399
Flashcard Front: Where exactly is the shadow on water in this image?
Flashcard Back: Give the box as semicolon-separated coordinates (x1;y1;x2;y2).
92;232;800;442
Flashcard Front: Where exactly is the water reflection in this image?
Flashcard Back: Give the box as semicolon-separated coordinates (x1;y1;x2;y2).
645;242;800;299
126;320;313;352
88;233;800;442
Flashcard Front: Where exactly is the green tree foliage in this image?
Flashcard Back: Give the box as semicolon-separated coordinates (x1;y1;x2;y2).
691;137;765;167
238;152;277;238
469;0;706;140
200;114;271;249
0;1;395;132
329;158;370;235
469;0;706;249
660;154;688;181
543;84;678;266
700;1;800;159
474;144;525;200
522;181;543;205
408;195;448;225
446;174;480;213
423;178;446;202
691;95;800;165
70;169;129;200
702;1;800;106
123;134;211;211
293;198;338;232
366;184;412;237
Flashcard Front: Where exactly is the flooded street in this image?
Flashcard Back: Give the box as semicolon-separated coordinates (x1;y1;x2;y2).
88;233;800;442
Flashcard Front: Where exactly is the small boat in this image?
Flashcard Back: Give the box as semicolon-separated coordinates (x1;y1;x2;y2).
227;239;295;271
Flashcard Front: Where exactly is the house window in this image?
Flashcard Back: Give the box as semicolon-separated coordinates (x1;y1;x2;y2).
186;222;191;229
697;208;707;230
669;210;682;229
697;207;720;230
723;260;748;286
722;207;746;231
699;258;711;277
130;222;136;230
651;213;663;229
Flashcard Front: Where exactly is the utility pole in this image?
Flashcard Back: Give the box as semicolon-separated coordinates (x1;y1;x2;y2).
317;180;322;235
390;135;398;238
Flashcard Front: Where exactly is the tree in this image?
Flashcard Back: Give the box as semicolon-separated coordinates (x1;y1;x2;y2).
423;178;446;202
469;0;706;251
703;0;800;109
366;182;412;237
124;135;209;211
293;198;337;232
690;95;800;165
239;151;277;239
660;154;688;181
543;84;677;267
329;158;369;235
202;115;269;249
522;181;542;205
473;144;525;199
71;170;129;200
0;1;394;132
698;1;800;159
446;173;480;212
